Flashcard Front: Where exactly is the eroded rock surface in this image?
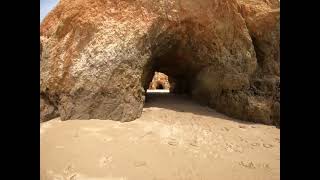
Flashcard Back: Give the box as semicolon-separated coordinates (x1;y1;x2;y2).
40;0;279;125
40;93;59;122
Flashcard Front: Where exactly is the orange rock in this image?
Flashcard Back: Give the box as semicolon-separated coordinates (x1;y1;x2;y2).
40;0;279;125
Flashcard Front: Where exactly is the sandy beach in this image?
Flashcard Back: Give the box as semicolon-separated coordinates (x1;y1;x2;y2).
40;94;280;180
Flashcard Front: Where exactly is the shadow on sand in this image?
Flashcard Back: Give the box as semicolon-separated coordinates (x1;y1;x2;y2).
144;93;259;126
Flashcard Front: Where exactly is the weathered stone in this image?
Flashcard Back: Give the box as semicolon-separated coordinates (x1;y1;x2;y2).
40;94;59;122
40;0;280;125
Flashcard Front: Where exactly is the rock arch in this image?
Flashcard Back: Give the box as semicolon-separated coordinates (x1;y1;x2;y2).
40;0;279;126
148;72;170;90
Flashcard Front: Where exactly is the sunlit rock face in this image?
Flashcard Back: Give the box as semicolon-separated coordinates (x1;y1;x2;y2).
40;0;279;126
148;72;170;90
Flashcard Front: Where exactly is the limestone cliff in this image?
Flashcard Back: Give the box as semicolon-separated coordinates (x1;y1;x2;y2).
40;0;279;126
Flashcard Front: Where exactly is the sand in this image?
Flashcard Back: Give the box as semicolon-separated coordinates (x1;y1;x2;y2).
40;94;280;180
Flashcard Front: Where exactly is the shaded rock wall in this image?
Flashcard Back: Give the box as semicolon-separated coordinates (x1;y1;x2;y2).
40;0;279;126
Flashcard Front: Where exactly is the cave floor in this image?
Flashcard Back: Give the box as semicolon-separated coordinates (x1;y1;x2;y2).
40;94;280;180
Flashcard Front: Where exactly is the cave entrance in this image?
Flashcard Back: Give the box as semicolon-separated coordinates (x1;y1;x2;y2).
142;41;203;105
139;19;210;109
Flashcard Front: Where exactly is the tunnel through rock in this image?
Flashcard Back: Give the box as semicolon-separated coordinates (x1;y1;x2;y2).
141;20;205;98
141;32;206;105
40;2;279;126
137;18;259;123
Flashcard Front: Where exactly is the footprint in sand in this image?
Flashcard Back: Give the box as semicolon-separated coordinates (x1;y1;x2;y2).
134;161;147;167
225;143;243;153
251;142;260;147
63;163;78;180
239;161;255;169
263;143;274;148
99;155;113;168
226;146;234;152
168;138;178;146
239;136;248;143
68;174;78;180
63;164;74;175
189;137;199;147
260;163;270;169
102;137;113;142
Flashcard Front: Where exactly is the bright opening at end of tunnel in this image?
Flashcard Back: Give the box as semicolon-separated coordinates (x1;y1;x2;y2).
147;71;171;94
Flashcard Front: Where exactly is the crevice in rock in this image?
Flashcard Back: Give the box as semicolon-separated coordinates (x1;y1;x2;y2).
40;92;60;122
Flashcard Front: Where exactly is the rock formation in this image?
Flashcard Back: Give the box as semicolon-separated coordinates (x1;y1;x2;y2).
148;72;170;90
40;0;279;126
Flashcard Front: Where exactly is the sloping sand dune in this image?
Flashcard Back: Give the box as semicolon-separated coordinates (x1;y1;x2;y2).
40;94;280;180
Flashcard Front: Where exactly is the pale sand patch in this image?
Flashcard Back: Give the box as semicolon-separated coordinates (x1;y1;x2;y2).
41;94;279;180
